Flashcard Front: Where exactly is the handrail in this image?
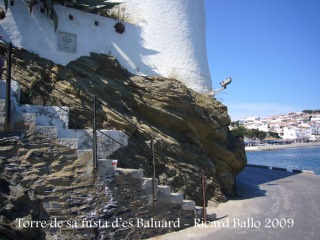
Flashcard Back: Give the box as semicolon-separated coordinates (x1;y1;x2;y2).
0;37;9;45
1;43;121;141
0;39;12;126
10;51;94;115
10;64;133;149
11;75;140;154
2;40;153;139
11;73;146;159
0;46;153;169
1;40;210;198
2;40;152;139
12;76;91;128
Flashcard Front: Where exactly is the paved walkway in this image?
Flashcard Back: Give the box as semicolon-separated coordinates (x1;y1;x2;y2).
149;166;320;240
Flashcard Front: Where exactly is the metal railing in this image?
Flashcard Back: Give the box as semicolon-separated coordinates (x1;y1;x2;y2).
0;39;161;204
0;39;208;210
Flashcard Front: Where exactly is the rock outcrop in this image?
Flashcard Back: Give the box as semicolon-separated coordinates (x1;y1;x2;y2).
5;45;247;204
0;178;47;240
0;137;48;240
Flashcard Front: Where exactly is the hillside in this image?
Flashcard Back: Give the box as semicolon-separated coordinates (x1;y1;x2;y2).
4;45;247;203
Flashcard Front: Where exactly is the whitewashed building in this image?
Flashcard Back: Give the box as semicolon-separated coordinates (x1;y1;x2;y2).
282;127;301;140
0;0;212;93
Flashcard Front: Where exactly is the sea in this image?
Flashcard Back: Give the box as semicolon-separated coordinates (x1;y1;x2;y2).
246;145;320;175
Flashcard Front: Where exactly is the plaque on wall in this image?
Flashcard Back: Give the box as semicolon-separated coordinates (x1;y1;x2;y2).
58;32;77;53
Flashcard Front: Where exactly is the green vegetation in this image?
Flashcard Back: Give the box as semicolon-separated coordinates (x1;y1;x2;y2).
231;126;280;141
302;109;320;114
54;0;120;16
268;131;280;139
231;125;246;139
230;120;240;127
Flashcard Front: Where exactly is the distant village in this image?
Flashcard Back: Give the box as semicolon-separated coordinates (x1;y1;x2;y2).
232;110;320;144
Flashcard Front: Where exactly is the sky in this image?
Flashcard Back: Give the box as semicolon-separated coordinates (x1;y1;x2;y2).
205;0;320;121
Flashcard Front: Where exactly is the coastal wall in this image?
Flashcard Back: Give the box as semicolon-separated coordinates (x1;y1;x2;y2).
0;0;211;93
245;141;320;151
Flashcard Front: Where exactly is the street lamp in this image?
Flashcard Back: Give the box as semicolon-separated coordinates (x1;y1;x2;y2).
209;77;232;96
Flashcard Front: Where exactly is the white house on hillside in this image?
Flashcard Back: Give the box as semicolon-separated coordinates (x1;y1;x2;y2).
283;126;312;141
283;127;301;140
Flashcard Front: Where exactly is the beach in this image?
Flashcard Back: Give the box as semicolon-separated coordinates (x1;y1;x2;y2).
245;141;320;151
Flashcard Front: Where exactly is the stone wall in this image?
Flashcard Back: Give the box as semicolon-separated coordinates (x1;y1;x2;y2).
0;132;197;239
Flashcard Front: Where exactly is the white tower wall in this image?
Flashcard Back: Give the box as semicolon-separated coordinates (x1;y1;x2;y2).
116;0;212;93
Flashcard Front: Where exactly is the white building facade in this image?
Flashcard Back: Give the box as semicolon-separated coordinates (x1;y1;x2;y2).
0;0;212;93
282;127;300;140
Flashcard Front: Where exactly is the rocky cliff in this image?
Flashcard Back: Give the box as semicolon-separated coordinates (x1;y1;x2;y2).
0;136;48;240
5;45;246;204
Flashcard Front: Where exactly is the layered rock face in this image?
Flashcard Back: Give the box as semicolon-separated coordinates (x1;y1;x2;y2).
0;177;47;240
0;136;48;240
7;47;247;204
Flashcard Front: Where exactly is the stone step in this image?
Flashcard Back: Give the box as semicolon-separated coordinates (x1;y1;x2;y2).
142;177;158;196
97;159;116;177
18;104;70;131
33;126;58;139
12;112;37;129
170;193;184;204
77;149;93;159
157;185;171;204
55;138;78;150
115;168;144;180
182;200;196;211
11;113;36;132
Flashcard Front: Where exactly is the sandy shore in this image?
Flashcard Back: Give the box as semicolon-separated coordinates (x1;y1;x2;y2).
245;141;320;151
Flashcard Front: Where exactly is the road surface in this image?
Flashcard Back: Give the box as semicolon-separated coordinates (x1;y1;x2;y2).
149;166;320;240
